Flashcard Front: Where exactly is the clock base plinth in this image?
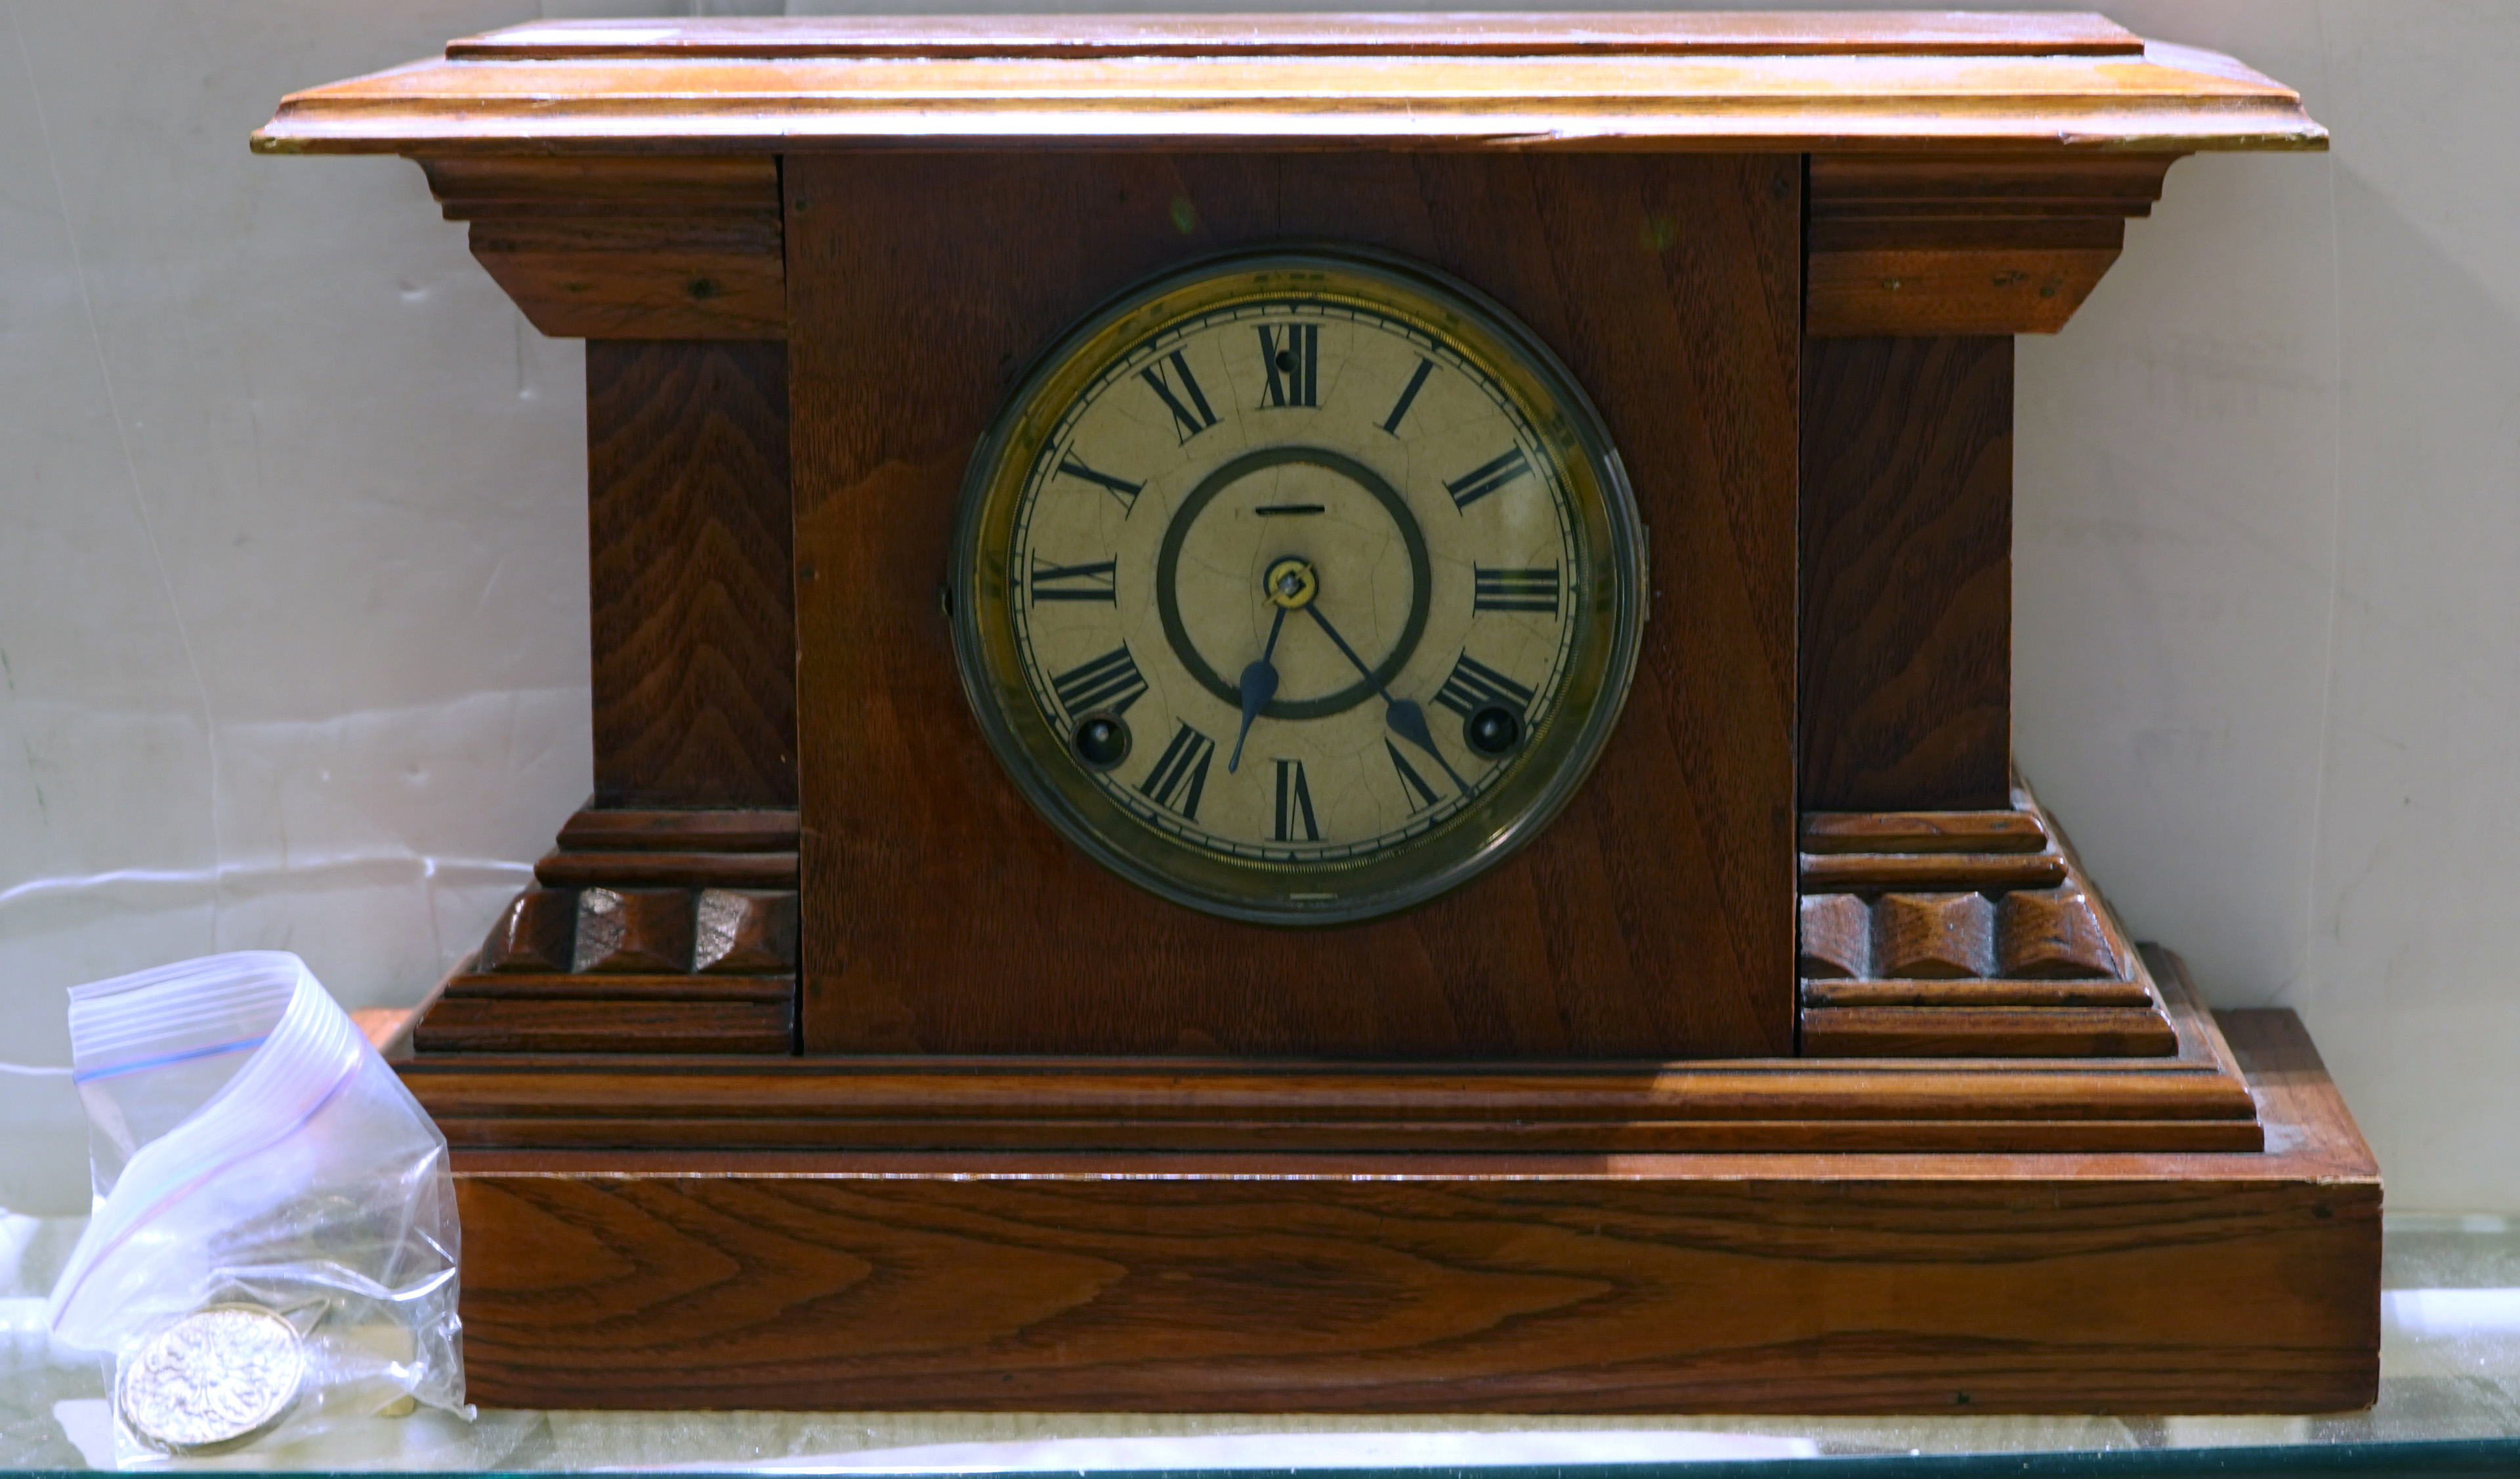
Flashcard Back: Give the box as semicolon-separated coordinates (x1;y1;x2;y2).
399;790;2377;1411
425;1005;2375;1415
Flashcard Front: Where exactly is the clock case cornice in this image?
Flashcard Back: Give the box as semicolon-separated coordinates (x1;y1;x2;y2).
263;12;2322;341
253;11;2321;156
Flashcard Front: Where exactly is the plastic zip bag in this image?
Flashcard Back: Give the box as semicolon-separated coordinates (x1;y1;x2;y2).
45;951;468;1459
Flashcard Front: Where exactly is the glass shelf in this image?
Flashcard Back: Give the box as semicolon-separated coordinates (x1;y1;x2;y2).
4;1213;2513;1474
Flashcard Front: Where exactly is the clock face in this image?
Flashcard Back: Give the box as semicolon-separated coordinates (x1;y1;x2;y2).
951;250;1645;925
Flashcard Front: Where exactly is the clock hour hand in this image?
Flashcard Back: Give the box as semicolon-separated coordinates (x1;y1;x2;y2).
1300;604;1470;794
1227;604;1287;774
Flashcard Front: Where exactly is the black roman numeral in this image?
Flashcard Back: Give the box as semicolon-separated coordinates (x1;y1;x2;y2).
1386;738;1444;812
1056;453;1143;514
1139;722;1215;820
1381;356;1435;434
1473;566;1560;615
1257;324;1320;408
1028;555;1117;604
1139;350;1219;442
1049;645;1147;719
1434;652;1536;720
1445;447;1531;510
1272;759;1320;843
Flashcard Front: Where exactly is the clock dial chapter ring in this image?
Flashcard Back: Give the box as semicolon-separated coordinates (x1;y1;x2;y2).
1154;445;1432;723
950;247;1646;926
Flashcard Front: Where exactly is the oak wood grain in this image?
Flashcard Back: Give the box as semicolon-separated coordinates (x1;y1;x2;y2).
1872;891;1997;980
2137;945;2212;1067
439;970;792;1003
535;851;798;889
403;1055;2257;1135
436;1008;2370;1413
2036;781;2151;987
402;903;2243;1154
1800;808;2046;854
419;156;785;340
1797;892;1870;979
587;341;795;808
570;887;695;975
433;1117;2261;1156
2213;1005;2378;1177
398;942;2248;1146
556;807;799;852
415;997;790;1056
693;888;799;974
1801;978;2152;1009
1799;335;2013;812
419;806;805;1059
1802;1005;2177;1058
421;154;779;213
448;980;2351;1158
789;151;1799;1060
450;13;2148;62
474;887;577;974
1800;850;2066;891
1792;787;2166;1056
255;28;2324;156
1996;885;2122;978
1807;153;2179;335
398;974;2262;1154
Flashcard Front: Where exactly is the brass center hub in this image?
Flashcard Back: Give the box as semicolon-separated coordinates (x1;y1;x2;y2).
1265;557;1319;610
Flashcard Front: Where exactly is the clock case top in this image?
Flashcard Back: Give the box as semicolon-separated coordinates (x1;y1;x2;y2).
256;10;2321;156
251;10;2330;1130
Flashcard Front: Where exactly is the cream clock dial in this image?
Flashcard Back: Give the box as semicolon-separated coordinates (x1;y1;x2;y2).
951;249;1645;925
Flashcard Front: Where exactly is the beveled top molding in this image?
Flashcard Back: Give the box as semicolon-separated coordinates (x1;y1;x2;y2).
252;11;2323;156
442;11;2152;60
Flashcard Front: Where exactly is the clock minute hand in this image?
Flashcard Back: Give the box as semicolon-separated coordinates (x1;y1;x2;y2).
1227;604;1287;774
1300;604;1469;794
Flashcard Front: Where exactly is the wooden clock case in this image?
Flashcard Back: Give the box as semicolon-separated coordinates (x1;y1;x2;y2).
257;12;2378;1413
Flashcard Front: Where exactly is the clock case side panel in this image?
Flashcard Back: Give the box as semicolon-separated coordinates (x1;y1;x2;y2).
418;340;801;1053
788;152;1801;1062
418;339;805;1056
1790;151;2197;1064
1793;149;2183;812
394;153;808;1056
1798;335;2011;814
589;339;799;813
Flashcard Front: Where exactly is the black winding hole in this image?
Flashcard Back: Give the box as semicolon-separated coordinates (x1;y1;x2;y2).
1072;712;1131;772
1465;705;1522;757
1275;349;1299;373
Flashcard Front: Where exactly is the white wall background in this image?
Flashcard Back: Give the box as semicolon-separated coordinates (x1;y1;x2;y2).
2;1;2513;1215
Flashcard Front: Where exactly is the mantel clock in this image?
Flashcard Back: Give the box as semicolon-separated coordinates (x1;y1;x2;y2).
257;11;2378;1414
